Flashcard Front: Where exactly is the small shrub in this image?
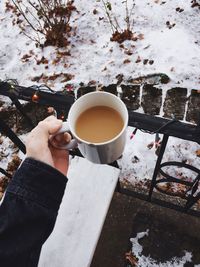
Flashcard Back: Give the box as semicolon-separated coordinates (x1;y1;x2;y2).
98;0;136;43
7;0;76;47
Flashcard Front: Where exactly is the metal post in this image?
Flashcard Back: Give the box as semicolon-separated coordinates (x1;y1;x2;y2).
184;173;200;211
0;167;12;178
148;134;169;200
10;97;35;128
0;119;26;154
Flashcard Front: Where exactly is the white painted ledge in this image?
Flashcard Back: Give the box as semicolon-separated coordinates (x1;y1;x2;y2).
39;156;120;267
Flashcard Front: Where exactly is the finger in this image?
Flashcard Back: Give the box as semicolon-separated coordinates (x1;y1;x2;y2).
54;134;63;142
64;132;72;143
53;132;72;146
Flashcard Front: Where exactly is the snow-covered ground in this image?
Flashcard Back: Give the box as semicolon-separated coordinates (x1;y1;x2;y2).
0;0;200;90
118;127;200;185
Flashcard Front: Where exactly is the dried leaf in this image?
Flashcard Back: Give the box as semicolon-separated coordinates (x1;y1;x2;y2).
196;149;200;157
36;56;48;65
21;53;32;62
125;250;138;266
125;49;133;55
123;59;131;64
135;56;141;63
88;80;96;86
147;141;154;149
138;33;144;40
52;58;61;65
170;67;175;72
7;155;22;173
57;50;70;57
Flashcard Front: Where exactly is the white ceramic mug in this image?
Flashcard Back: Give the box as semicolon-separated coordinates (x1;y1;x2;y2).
50;91;128;164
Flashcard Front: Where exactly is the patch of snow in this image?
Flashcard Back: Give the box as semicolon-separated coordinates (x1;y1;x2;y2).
0;134;26;170
118;127;200;184
130;229;193;267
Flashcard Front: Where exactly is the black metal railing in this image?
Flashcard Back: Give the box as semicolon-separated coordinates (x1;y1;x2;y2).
1;81;200;216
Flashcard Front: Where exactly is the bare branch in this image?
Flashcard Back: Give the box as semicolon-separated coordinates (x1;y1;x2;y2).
129;1;135;31
11;0;38;32
125;0;130;31
101;0;117;33
19;26;41;45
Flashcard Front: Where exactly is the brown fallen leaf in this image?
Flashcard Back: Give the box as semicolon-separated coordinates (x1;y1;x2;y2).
21;53;32;63
147;141;154;149
137;33;144;40
36;56;48;65
7;154;22;173
125;250;138;266
170;67;175;72
135;56;141;63
124;59;131;64
196;149;200;157
52;58;61;65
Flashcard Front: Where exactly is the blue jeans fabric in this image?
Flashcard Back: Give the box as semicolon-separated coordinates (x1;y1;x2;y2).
0;158;68;267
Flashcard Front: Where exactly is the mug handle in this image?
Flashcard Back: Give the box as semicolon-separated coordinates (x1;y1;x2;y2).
49;121;78;150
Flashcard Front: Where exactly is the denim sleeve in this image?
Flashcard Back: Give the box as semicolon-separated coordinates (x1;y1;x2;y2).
0;157;68;267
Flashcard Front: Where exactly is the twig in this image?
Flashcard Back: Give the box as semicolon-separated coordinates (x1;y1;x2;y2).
11;0;38;32
101;0;117;33
125;0;130;31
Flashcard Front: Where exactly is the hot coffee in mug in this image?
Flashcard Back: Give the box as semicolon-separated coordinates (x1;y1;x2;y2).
50;91;128;164
75;106;124;143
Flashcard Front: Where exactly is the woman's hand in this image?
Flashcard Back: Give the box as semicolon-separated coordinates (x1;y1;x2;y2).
26;116;71;176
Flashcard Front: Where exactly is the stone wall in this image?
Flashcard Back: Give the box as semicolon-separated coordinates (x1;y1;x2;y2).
77;84;200;125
